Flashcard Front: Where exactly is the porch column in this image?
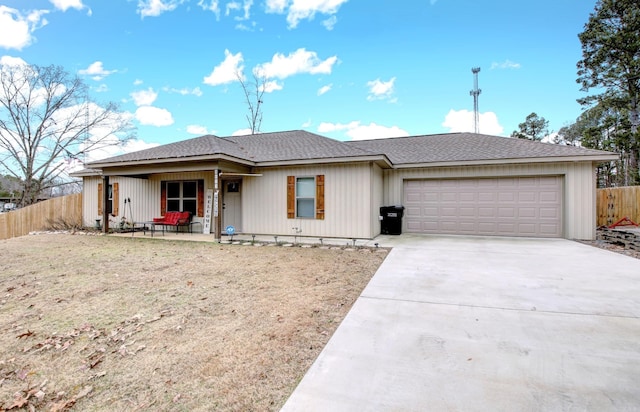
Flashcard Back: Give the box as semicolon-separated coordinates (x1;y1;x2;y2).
214;169;222;241
102;175;109;233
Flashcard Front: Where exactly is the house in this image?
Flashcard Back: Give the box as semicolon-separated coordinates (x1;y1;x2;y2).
72;130;617;240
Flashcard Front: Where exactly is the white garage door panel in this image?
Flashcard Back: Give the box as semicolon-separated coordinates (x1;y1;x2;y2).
403;177;562;238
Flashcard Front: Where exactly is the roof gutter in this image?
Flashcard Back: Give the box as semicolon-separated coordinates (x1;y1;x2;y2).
392;154;620;169
88;153;256;168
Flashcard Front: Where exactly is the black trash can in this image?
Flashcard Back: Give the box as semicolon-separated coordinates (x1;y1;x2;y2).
380;205;405;235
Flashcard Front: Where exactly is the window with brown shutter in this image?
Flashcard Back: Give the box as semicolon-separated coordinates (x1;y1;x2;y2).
287;175;325;219
160;180;203;216
97;182;118;215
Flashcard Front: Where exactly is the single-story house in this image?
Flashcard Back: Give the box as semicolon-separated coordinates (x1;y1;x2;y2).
72;130;617;240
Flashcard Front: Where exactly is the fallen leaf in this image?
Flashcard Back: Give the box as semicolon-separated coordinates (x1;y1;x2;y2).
173;394;181;402
6;394;28;410
16;330;34;339
16;369;29;381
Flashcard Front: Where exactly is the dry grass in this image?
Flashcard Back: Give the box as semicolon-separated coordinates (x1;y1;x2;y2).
0;234;387;411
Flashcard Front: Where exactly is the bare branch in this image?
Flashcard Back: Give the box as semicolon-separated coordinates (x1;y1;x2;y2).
0;63;134;205
236;70;267;134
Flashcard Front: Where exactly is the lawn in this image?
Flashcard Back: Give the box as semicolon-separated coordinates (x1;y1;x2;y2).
0;234;387;411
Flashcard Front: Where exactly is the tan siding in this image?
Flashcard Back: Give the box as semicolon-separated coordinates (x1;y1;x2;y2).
371;164;384;237
385;162;597;240
82;172;216;232
244;163;373;239
82;177;101;227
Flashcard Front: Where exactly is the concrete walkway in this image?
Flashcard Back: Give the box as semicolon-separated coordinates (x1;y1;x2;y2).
281;235;640;411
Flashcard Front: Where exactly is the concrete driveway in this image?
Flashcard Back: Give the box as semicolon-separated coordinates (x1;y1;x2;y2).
281;235;640;411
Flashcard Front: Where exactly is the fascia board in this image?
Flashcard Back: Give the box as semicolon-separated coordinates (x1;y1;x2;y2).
391;154;620;169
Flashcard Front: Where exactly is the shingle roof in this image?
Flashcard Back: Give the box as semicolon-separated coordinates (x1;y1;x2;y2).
226;130;374;162
91;134;247;164
345;132;615;165
88;130;375;165
88;130;616;168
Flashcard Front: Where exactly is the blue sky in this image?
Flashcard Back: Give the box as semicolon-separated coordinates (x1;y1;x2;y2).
1;0;597;161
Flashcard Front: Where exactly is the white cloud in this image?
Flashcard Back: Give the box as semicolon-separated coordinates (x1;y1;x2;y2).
263;80;283;93
83;138;160;163
94;84;108;92
0;6;49;50
49;0;87;12
265;0;348;29
133;79;144;86
441;109;504;135
236;22;257;31
317;84;332;95
204;49;244;86
322;15;337;30
301;119;312;128
255;48;338;79
232;128;252;136
0;55;28;67
197;0;220;19
163;86;203;96
367;77;396;101
265;0;287;13
226;0;252;20
226;2;240;15
187;124;215;135
78;61;116;81
135;106;174;126
318;121;409;140
490;59;521;70
137;0;185;18
130;88;158;106
122;139;161;153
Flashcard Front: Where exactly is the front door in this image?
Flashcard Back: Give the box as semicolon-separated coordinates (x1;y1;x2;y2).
223;180;242;232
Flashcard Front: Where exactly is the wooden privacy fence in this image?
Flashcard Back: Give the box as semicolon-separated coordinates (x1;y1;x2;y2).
597;186;640;227
0;193;82;240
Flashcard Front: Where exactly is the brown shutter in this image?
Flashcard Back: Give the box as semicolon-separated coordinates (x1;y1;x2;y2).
97;183;103;215
197;179;204;217
112;182;119;216
160;181;167;216
316;175;325;220
287;176;295;219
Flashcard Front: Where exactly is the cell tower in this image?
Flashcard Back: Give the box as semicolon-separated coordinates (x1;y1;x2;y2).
470;67;481;134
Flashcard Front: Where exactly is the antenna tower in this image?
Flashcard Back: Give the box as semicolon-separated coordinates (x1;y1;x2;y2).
470;67;481;134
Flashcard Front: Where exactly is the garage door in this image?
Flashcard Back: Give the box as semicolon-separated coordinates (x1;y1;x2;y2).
403;176;563;238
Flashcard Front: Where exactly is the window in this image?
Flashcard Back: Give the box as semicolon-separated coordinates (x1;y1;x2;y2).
296;177;315;218
97;182;118;216
165;181;197;215
160;180;204;217
287;175;324;220
107;184;113;214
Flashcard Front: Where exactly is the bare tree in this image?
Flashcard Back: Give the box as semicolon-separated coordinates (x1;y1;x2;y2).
236;70;267;134
0;63;133;206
